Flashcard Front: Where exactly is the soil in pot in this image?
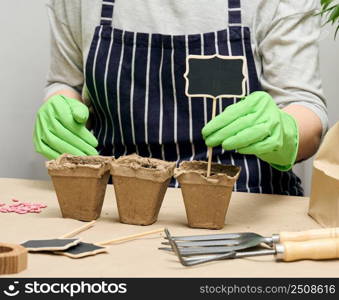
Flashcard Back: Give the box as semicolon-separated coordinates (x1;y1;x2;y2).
175;161;241;229
46;154;113;221
110;154;176;225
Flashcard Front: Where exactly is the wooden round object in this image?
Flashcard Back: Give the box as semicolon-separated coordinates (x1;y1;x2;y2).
0;243;28;274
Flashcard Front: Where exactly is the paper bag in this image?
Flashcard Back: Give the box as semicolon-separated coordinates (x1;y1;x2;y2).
309;122;339;227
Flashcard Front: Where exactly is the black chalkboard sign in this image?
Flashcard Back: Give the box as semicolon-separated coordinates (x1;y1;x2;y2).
184;54;247;98
21;238;80;252
55;242;107;259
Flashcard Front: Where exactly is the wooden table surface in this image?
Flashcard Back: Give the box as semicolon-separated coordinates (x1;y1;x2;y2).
0;178;337;278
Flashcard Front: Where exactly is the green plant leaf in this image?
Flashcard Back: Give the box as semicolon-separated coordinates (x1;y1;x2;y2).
321;0;333;10
319;0;339;38
329;6;339;24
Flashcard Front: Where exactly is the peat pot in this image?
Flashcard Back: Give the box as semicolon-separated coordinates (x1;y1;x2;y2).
175;161;240;229
111;154;175;225
47;154;113;221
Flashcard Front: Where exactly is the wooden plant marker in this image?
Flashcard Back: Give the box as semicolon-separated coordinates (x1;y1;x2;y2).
55;228;164;259
55;242;108;259
21;238;80;252
98;227;164;246
20;221;96;252
59;220;97;238
184;54;247;176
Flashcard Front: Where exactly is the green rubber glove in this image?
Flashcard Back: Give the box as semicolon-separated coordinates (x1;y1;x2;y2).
33;95;98;160
202;91;299;171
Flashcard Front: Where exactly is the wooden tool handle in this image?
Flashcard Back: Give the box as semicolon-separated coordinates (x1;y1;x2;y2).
98;228;164;246
280;238;339;262
279;228;339;243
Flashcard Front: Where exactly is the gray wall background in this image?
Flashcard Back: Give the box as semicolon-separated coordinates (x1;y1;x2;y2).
0;0;338;195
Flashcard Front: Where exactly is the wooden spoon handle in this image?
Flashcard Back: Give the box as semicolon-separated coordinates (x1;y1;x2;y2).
279;228;339;243
280;238;339;262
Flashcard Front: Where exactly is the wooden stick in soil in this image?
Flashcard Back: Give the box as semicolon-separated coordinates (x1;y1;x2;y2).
97;228;164;246
207;97;217;177
59;220;96;238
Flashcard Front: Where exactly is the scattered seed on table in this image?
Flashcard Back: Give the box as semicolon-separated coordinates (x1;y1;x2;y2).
0;199;48;215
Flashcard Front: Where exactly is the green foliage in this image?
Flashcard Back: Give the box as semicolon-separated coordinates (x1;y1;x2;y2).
320;0;339;38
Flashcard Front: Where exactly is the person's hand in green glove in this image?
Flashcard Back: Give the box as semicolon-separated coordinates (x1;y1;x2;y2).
33;95;99;160
202;91;299;171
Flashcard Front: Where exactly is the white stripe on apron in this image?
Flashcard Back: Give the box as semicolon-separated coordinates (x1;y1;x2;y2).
116;31;126;154
104;28;115;150
130;32;137;154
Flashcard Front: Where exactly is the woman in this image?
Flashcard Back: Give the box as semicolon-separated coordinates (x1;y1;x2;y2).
34;0;327;195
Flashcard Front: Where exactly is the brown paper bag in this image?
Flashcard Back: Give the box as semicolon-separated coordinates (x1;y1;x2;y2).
309;122;339;227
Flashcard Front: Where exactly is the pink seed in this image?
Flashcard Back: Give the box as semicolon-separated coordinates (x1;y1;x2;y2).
0;199;47;214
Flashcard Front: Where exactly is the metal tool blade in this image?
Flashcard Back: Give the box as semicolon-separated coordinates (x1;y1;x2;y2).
163;228;276;267
183;248;276;266
163;228;235;267
160;235;272;254
159;245;263;256
179;252;236;266
161;239;241;247
164;232;251;241
158;245;239;254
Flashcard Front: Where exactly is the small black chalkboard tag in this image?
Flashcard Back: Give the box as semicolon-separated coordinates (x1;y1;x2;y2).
54;242;108;259
184;54;247;99
21;238;80;252
184;54;247;177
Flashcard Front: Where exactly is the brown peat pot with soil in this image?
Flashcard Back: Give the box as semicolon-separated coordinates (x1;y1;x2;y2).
175;161;241;229
110;154;176;225
46;154;113;221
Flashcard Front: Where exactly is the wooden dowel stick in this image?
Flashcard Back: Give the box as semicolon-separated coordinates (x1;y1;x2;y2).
97;228;164;246
207;97;217;177
59;220;96;238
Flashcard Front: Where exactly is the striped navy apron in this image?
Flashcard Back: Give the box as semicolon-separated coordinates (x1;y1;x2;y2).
85;0;303;196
